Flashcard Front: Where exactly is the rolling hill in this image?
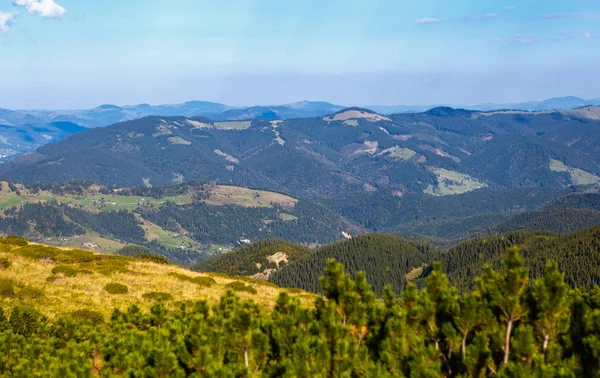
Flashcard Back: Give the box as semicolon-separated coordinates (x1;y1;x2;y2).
0;181;356;264
1;106;600;198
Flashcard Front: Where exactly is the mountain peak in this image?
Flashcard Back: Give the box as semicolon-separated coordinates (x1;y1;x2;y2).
425;106;472;117
323;107;391;122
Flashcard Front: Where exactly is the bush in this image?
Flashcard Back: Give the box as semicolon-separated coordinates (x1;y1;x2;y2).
0;236;28;246
93;259;129;275
70;310;104;325
225;281;257;295
52;265;78;277
18;286;44;300
135;253;168;265
0;257;10;270
0;279;15;298
9;306;40;336
104;283;128;294
168;272;216;287
142;292;174;301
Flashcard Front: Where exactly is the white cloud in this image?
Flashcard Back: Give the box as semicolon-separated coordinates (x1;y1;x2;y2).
414;17;441;25
513;34;537;44
475;13;497;19
14;0;66;19
584;31;591;38
488;37;503;43
0;11;17;31
538;13;600;20
503;6;516;11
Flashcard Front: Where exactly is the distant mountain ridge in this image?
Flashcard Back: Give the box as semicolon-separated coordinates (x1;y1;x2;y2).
2;106;600;197
4;96;600;128
2;96;600;162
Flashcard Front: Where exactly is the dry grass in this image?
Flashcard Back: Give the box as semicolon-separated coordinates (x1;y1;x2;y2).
204;185;297;209
323;110;391;122
0;244;314;320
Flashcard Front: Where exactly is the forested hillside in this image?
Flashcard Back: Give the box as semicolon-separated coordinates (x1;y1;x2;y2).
3;236;600;376
194;238;311;279
439;226;600;291
271;234;438;295
0;181;356;265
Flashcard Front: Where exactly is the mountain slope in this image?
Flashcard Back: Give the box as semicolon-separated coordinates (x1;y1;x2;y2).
193;238;311;279
271;234;438;295
2;107;600;199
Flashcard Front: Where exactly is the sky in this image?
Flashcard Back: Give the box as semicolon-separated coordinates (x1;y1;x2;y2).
1;0;600;109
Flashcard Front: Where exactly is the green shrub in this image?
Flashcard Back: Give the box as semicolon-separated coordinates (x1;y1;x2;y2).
16;245;96;263
17;286;44;300
0;279;15;298
168;272;216;287
0;257;10;270
52;265;78;277
104;283;128;294
9;306;40;336
0;236;28;246
135;253;168;265
225;281;257;295
70;310;104;325
142;292;173;301
93;259;129;275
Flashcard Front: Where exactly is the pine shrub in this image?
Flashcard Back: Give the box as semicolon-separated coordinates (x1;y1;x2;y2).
225;281;257;294
168;272;216;287
17;286;44;300
70;309;104;325
52;265;78;277
0;279;15;298
9;306;40;336
142;292;173;301
104;283;128;294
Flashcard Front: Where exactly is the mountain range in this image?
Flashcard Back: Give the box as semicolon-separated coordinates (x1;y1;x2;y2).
2;106;599;194
2;96;600;161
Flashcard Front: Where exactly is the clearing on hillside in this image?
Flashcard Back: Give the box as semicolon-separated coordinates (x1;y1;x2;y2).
424;167;487;196
550;159;600;185
203;185;297;208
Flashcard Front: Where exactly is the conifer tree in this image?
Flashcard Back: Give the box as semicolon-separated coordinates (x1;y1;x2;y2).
528;260;571;363
476;247;528;365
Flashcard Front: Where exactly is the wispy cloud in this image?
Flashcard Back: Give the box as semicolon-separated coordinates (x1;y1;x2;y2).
538;13;600;20
0;11;17;31
474;13;497;19
512;34;537;44
13;0;66;19
414;17;441;25
584;31;591;38
488;37;503;43
503;6;516;11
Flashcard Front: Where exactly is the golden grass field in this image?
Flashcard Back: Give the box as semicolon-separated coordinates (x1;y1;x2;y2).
0;242;314;320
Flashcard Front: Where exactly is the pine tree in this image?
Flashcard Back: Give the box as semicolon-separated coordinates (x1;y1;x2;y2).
477;247;528;365
528;260;571;363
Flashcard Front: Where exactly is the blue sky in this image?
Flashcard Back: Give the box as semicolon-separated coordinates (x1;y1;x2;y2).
1;0;600;109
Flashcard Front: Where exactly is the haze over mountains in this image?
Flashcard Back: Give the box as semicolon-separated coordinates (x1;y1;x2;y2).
2;95;600;161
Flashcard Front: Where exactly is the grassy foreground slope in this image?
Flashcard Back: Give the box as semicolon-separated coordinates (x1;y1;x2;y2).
0;237;312;319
